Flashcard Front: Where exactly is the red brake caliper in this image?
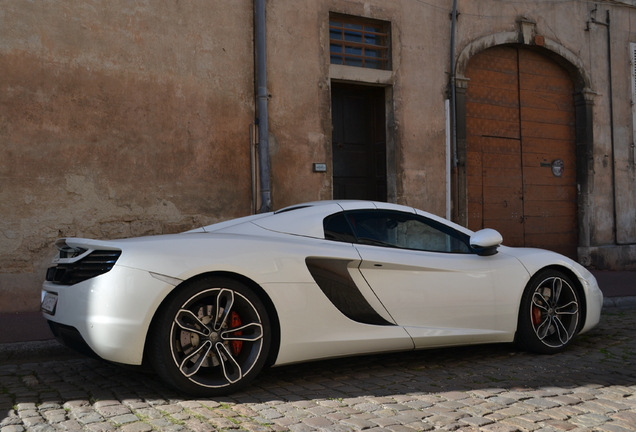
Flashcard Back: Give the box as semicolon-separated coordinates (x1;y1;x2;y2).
230;311;243;356
532;306;542;326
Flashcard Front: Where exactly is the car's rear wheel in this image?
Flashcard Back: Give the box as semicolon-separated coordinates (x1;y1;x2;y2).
516;269;581;354
149;276;270;396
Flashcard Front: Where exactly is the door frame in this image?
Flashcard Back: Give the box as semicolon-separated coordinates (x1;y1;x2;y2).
453;31;596;260
330;80;397;203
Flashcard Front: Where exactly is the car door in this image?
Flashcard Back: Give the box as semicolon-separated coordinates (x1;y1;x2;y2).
344;210;507;348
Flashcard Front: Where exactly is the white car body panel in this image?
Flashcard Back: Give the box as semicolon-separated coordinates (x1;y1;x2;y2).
496;246;603;333
43;267;173;365
41;200;603;380
354;244;520;347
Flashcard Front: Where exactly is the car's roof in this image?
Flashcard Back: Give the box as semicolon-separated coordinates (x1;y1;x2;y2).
199;200;472;239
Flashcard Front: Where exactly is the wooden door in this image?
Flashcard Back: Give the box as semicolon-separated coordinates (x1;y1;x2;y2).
331;83;387;201
465;46;578;258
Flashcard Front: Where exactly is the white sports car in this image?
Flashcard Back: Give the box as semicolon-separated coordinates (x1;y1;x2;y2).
41;200;603;395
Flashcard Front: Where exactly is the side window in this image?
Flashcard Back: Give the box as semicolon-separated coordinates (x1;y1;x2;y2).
346;210;472;253
323;213;357;242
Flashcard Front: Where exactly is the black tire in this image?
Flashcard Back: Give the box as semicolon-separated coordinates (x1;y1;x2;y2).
516;269;581;354
149;276;271;396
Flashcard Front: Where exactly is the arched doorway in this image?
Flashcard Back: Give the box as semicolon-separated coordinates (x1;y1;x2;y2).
464;45;578;258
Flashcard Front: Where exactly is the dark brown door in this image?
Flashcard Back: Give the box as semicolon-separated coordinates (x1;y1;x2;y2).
465;46;578;258
331;83;387;201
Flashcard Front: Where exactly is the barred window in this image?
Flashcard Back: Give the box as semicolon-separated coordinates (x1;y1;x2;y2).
329;14;390;70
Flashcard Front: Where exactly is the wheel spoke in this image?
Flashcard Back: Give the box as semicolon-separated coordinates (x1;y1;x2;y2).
556;300;579;315
179;340;213;377
214;289;235;331
221;322;263;342
552;315;571;345
551;278;563;306
214;342;242;384
532;293;549;311
535;315;553;340
175;309;211;337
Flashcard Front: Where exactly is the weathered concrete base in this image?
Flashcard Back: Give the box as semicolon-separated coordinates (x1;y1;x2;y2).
579;244;636;270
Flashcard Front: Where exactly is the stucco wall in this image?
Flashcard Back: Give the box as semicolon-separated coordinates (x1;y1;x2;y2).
0;1;255;312
1;0;635;314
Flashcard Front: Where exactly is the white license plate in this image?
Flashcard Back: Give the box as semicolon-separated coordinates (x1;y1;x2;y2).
41;292;58;314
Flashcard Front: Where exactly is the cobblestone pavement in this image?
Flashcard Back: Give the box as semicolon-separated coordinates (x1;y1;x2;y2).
1;308;635;432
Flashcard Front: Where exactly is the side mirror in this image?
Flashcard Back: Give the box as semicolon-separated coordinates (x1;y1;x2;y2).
470;229;503;256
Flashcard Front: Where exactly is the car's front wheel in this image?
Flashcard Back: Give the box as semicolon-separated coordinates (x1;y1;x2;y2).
149;276;271;396
516;269;581;354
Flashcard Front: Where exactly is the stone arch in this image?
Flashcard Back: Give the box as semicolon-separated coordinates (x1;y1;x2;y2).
453;21;595;258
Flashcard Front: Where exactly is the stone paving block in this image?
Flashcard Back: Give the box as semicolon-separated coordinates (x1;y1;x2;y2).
520;412;553;423
85;422;116;432
0;426;25;432
158;404;184;414
494;406;532;418
569;413;612;428
525;398;562;409
403;420;435;431
546;395;581;406
258;408;285;419
15;403;37;411
594;398;632;411
206;416;239;429
306;405;336;416
440;391;469;401
460;416;495;427
369;417;399;427
41;409;67;423
385;425;417;432
340;417;376;430
489;396;518;406
578;401;615;415
119;422;153;432
304;416;335;428
350;412;375;420
95;403;132;418
288;423;318;432
55;419;83;431
502;417;542;431
183;418;218;432
109;413;140;425
596;424;635;432
542;419;579;431
608;410;636;424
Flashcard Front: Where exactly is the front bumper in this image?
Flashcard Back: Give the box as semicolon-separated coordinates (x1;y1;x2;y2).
41;265;176;365
580;271;603;334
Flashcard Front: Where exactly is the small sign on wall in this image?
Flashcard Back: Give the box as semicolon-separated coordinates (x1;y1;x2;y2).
313;163;327;172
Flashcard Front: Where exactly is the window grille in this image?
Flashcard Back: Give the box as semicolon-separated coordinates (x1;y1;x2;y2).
329;14;390;70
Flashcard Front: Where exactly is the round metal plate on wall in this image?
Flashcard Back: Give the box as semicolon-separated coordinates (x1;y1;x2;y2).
551;159;564;177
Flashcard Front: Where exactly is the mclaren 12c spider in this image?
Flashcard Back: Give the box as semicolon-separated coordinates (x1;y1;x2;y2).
42;200;603;395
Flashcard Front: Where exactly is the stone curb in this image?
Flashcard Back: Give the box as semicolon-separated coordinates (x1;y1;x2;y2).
0;339;81;365
603;295;636;309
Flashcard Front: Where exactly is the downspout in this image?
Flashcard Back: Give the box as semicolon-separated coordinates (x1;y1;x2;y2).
450;0;458;168
606;10;618;245
449;0;458;220
255;0;271;213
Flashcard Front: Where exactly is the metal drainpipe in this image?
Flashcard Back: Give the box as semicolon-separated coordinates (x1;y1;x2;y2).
255;0;271;213
450;0;458;169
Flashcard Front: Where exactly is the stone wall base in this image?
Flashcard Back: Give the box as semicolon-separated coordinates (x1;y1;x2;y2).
579;245;636;270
